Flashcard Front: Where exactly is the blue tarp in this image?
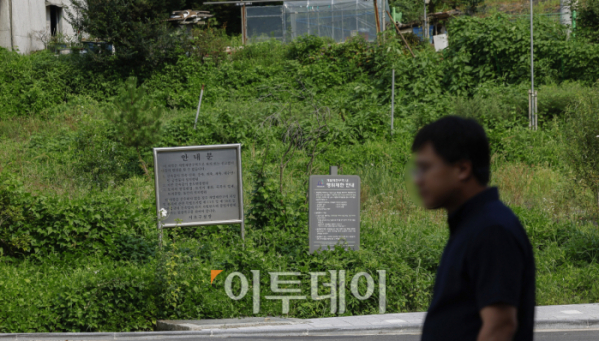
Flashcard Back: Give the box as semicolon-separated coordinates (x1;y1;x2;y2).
412;25;434;43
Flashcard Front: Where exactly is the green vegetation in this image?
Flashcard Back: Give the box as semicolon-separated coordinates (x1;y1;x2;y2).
576;0;599;42
68;0;188;68
104;77;163;179
1;13;599;333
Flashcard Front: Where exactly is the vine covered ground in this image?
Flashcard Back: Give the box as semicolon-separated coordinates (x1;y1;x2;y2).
1;14;599;332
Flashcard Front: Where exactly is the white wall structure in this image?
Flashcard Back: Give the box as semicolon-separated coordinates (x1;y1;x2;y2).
0;0;14;50
0;0;77;54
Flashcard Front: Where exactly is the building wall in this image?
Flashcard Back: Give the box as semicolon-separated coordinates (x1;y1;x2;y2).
0;0;77;54
15;0;46;54
0;0;12;50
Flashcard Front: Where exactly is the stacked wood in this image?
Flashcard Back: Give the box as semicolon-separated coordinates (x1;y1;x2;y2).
167;10;213;25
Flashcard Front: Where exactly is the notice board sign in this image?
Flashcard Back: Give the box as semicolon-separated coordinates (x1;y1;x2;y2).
309;175;360;253
153;144;244;231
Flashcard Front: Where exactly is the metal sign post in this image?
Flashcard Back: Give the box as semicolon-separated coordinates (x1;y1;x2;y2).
528;90;537;131
193;85;205;130
391;69;395;137
529;0;536;130
153;144;245;246
424;0;428;40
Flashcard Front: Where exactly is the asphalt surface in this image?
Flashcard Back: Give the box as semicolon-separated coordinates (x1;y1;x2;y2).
69;329;593;341
5;329;599;340
182;330;599;340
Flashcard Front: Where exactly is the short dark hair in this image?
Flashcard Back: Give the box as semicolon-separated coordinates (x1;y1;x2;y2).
411;116;490;186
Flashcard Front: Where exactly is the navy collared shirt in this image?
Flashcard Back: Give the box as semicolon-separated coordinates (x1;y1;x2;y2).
421;187;535;341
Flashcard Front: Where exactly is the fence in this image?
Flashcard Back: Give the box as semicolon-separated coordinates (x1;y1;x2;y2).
246;0;390;43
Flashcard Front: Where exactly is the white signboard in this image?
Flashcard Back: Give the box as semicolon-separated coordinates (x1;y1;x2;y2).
153;144;244;235
433;33;448;52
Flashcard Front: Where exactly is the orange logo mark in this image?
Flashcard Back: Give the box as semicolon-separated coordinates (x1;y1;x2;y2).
211;270;223;284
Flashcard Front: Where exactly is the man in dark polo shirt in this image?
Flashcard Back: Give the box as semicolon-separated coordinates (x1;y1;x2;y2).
412;116;535;341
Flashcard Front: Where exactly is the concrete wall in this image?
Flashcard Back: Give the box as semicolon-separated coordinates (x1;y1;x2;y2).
0;0;76;54
0;0;12;50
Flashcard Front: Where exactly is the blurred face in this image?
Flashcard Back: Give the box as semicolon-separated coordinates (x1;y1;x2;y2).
413;142;464;210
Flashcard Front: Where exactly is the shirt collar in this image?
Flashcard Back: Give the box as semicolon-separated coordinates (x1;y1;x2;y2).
447;187;499;235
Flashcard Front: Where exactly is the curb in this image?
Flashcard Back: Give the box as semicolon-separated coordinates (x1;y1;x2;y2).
0;323;422;340
156;317;303;331
534;317;599;331
2;318;599;339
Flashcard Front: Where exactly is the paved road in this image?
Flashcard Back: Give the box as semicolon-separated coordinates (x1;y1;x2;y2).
105;329;599;341
9;329;599;340
217;330;595;341
212;330;599;341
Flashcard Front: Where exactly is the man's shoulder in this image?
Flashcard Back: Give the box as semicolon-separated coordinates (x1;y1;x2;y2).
456;198;522;238
474;199;522;228
470;200;530;248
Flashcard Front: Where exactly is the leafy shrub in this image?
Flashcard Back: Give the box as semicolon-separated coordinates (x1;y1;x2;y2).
230;39;285;65
26;120;142;189
0;175;154;257
70;125;142;189
69;0;186;69
563;87;599;195
189;27;230;64
246;167;306;232
286;35;335;63
159;106;259;147
576;0;599;43
444;15;599;88
105;77;163;178
0;177;31;256
3;14;599;333
114;234;156;263
0;49;72;119
51;265;156;332
564;224;599;264
0;261;156;333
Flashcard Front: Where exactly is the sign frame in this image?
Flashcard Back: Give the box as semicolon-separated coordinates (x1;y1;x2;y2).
153;144;245;238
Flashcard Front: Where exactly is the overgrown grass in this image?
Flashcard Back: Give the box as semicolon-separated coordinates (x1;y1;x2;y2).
2;14;599;332
480;0;562;15
2;85;599;332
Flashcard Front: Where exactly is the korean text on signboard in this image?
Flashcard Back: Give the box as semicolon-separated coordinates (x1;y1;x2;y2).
309;175;361;253
153;144;244;229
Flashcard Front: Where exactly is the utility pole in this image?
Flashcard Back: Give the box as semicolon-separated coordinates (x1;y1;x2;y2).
423;0;431;41
529;0;537;130
242;3;247;44
424;0;427;41
9;0;14;50
391;69;395;137
373;0;381;34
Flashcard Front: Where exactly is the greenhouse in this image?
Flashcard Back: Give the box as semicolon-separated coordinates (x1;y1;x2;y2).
245;0;390;43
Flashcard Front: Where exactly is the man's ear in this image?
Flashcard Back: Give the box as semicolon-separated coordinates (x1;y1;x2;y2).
455;159;473;182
